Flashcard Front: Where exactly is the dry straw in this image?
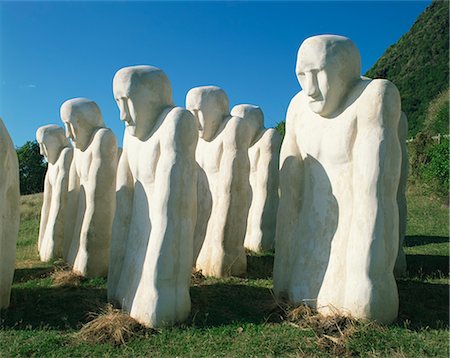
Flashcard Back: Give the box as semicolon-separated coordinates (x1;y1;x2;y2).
76;304;153;346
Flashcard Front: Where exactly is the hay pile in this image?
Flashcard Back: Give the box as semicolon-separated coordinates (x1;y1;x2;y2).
272;300;375;356
76;304;152;345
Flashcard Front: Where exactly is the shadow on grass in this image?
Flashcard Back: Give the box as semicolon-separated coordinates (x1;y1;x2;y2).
189;283;275;327
13;266;54;283
404;235;449;247
246;254;274;279
1;285;106;330
397;279;449;330
406;254;449;276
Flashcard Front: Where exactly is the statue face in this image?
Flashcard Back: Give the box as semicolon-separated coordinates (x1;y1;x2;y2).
38;142;48;160
186;88;227;142
113;66;172;141
296;41;349;117
114;83;151;137
61;113;90;150
62;119;77;144
187;101;219;141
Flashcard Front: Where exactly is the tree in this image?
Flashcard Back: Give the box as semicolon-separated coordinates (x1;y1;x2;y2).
16;140;47;195
274;121;285;142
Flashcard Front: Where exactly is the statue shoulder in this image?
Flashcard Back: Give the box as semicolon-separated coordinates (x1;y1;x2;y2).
162;107;198;148
360;79;400;105
286;91;305;125
223;115;254;148
93;127;118;155
59;146;73;167
255;128;281;151
357;79;401;128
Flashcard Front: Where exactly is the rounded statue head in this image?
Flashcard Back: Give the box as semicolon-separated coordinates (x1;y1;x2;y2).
36;125;69;164
296;35;361;117
60;98;105;151
113;65;173;141
186;86;229;141
230;104;264;144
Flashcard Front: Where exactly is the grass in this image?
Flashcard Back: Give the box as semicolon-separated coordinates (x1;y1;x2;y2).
0;188;448;357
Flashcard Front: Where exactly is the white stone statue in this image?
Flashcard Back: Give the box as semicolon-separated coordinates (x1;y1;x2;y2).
0;118;20;309
36;125;73;262
108;65;198;328
230;104;281;253
61;98;117;278
273;35;402;324
186;86;259;277
395;112;408;277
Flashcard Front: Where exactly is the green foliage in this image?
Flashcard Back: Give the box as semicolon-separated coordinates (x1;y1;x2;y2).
422;138;449;194
16;141;47;195
423;89;449;136
365;0;449;137
409;133;449;200
274;121;285;141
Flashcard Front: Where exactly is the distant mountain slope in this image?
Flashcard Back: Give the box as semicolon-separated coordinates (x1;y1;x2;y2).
365;0;449;136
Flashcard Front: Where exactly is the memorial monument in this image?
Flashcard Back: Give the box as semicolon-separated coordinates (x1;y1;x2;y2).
230;104;281;253
108;65;198;328
186;86;259;277
0;118;20;309
37;124;73;262
273;35;402;324
61;98;117;278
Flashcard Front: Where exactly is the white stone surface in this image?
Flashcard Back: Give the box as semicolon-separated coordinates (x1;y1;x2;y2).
61;98;117;278
231;104;281;253
37;125;73;262
108;65;198;328
187;86;259;277
395;112;408;277
273;35;401;324
0;118;20;309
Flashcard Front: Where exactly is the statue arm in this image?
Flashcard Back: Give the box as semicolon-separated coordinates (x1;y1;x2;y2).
82;129;117;253
46;148;72;256
151;108;197;290
108;141;133;298
273;95;303;296
256;129;281;249
63;154;80;258
349;80;402;279
217;117;253;257
38;172;52;251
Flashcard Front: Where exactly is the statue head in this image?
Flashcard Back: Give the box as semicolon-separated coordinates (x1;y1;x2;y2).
230;104;264;144
60;98;105;151
113;65;173;141
296;35;361;117
186;86;229;142
36;124;69;164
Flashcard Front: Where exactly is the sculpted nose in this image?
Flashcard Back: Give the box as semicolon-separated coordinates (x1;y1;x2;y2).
65;126;71;139
119;100;131;123
120;108;128;122
305;72;319;98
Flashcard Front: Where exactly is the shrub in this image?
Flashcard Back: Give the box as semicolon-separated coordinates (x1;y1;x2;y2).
16;140;47;195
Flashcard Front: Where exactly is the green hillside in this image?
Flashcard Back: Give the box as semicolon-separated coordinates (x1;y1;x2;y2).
365;0;449;137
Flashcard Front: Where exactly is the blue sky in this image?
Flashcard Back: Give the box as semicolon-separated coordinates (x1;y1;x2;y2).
1;1;430;147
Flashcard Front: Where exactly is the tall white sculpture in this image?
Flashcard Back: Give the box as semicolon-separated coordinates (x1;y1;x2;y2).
186;86;259;277
273;35;402;324
395;112;408;277
0;118;20;309
230;104;281;253
108;65;198;328
61;98;117;278
36;125;73;262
